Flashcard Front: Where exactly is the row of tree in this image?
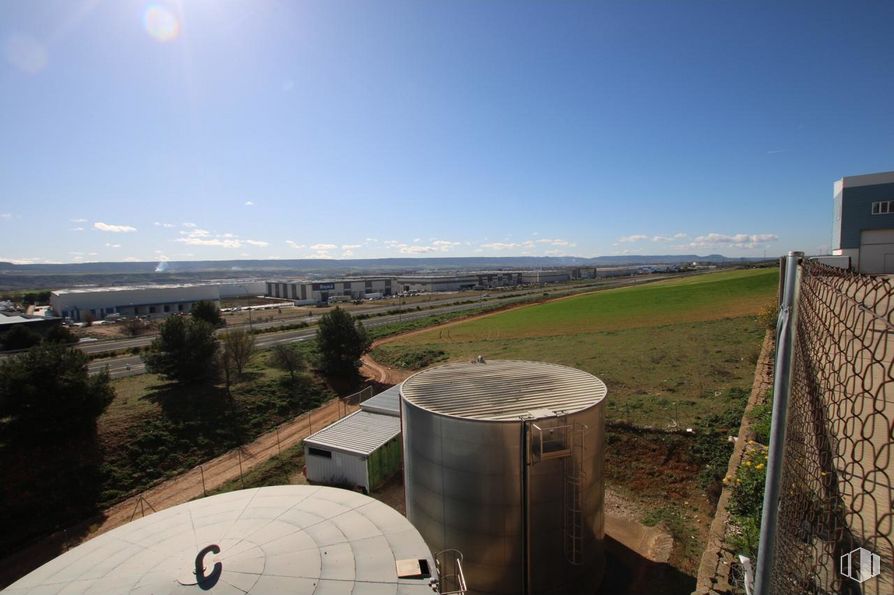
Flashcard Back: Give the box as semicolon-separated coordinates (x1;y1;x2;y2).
141;304;371;386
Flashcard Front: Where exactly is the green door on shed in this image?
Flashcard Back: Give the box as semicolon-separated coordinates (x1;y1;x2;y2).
367;436;402;491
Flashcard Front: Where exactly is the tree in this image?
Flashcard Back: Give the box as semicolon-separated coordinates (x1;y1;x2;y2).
44;324;79;345
220;328;255;377
0;344;114;440
316;307;371;378
191;300;224;327
120;317;148;337
143;316;219;384
1;325;41;350
271;343;306;383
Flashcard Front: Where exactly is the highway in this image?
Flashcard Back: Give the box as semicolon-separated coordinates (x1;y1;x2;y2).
85;273;683;379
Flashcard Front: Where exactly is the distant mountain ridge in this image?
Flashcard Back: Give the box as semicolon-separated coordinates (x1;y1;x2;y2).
0;254;758;275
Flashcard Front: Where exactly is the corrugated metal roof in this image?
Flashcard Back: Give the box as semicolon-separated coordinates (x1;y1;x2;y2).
304;410;401;456
360;384;402;417
400;359;607;421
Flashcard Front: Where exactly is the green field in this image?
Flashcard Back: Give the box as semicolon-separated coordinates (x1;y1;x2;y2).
373;268;777;427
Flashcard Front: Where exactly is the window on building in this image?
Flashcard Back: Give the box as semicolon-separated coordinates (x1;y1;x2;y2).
149;306;157;314
308;447;332;458
872;201;894;215
163;305;170;312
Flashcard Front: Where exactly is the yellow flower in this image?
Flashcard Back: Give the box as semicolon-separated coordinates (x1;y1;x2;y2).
756;463;764;470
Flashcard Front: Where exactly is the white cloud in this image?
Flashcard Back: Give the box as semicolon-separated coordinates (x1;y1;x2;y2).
396;239;460;254
689;233;779;250
480;242;525;251
536;238;574;247
70;227;85;232
70;217;86;223
105;243;121;248
94;221;136;233
244;201;254;206
5;34;48;74
618;234;648;243
175;227;265;249
341;244;362;250
310;243;338;251
398;245;438;254
182;222;197;228
176;237;242;248
124;256;139;262
154;221;176;228
285;240;305;249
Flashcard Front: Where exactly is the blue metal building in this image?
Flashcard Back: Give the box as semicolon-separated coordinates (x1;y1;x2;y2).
833;171;894;273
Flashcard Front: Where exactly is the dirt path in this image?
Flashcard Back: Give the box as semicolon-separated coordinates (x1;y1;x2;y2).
0;397;358;588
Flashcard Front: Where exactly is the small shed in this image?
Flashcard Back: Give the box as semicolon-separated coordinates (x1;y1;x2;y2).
360;383;402;417
304;409;402;493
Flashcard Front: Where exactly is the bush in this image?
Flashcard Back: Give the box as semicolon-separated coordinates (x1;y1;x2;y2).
727;445;768;518
191;300;224;327
1;325;42;350
756;299;778;330
750;395;773;445
45;324;78;345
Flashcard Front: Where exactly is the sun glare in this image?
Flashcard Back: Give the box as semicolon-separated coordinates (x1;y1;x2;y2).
143;3;180;43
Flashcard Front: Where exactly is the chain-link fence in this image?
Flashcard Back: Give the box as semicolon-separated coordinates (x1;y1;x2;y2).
112;385;374;529
765;258;893;594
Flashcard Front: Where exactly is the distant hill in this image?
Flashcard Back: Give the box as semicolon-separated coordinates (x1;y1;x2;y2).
0;254;769;291
0;254;755;274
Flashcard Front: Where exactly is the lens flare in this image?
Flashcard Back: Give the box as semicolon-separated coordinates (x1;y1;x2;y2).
143;4;179;43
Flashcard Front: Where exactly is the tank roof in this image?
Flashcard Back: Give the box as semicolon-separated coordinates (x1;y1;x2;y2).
400;359;607;421
7;485;436;594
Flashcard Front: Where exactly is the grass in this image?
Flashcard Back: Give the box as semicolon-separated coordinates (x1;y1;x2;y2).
374;268;774;428
379;317;763;427
96;349;334;505
206;443;305;496
392;267;776;342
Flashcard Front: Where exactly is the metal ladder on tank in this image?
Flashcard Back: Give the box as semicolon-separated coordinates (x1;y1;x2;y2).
563;424;588;565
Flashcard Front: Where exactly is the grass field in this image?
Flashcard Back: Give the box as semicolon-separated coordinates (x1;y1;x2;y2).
374;267;777;428
371;267;777;574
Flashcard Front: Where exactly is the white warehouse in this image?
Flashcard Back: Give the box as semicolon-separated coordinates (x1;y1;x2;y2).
50;281;265;322
266;277;394;304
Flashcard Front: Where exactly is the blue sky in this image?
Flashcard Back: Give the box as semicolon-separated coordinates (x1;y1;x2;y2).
1;0;892;264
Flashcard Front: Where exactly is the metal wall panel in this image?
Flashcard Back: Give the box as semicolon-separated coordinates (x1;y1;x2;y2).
304;446;370;492
402;397;605;594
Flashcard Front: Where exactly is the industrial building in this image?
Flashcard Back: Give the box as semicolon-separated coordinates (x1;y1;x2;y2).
400;360;607;594
50;281;265;322
265;277;393;304
6;485;444;594
520;270;572;285
833;170;894;274
303;384;403;492
396;270;570;293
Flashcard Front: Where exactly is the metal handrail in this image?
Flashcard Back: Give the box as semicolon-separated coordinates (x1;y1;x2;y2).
435;549;468;595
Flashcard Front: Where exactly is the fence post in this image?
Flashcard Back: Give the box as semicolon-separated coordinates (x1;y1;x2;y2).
754;251;803;595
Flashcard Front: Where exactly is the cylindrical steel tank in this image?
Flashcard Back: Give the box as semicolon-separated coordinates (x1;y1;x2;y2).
401;360;607;594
